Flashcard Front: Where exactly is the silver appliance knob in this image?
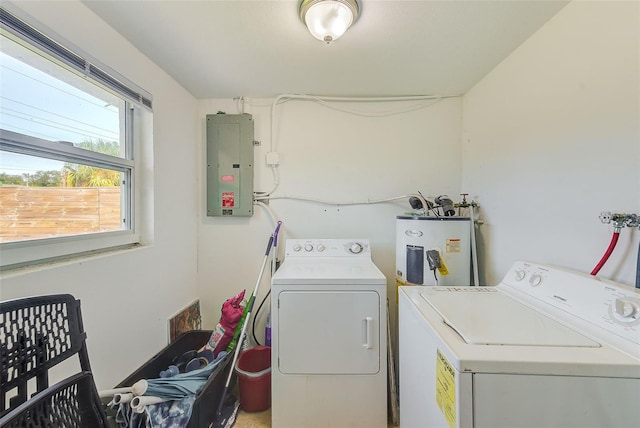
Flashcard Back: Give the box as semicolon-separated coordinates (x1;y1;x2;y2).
349;242;363;254
529;274;542;286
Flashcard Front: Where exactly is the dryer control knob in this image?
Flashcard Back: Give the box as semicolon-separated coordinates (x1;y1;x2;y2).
304;244;314;252
349;242;363;254
317;244;325;252
529;274;542;286
514;270;526;281
293;244;302;252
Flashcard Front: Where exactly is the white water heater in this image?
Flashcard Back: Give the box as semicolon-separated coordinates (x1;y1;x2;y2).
396;216;471;286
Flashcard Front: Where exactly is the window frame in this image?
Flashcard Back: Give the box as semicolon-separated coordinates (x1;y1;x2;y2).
0;5;152;270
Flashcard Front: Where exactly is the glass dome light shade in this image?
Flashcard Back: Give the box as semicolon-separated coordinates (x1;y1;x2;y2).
300;0;359;43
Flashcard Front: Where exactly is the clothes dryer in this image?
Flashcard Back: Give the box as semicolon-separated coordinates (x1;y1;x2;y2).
271;239;387;428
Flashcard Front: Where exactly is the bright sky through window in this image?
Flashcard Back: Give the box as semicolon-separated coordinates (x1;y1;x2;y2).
0;38;123;176
0;5;150;268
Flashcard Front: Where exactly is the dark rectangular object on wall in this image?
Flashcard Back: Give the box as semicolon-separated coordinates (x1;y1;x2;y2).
206;114;254;216
406;245;424;284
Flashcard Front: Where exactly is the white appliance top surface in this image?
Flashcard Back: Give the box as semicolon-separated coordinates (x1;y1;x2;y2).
272;239;386;284
420;287;598;347
400;260;640;377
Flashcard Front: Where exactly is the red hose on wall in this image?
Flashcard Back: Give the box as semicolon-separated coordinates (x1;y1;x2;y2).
590;231;620;276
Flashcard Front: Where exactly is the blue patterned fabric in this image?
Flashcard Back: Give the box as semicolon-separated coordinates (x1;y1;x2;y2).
116;396;196;428
114;351;229;427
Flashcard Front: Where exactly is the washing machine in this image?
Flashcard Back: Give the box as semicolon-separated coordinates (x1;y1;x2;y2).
399;260;640;427
271;239;387;428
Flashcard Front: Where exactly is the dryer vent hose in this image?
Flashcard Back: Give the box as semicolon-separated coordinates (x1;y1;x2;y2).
590;231;620;276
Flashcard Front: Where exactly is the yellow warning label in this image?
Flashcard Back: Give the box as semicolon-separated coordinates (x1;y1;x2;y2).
438;257;449;276
436;349;456;428
396;277;410;302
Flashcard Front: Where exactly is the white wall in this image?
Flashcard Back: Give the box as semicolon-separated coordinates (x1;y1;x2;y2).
2;0;638;393
0;1;200;389
197;97;463;337
462;1;640;286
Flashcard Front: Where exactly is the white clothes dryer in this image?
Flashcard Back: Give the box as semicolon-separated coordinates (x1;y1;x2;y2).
271;239;387;428
399;260;640;428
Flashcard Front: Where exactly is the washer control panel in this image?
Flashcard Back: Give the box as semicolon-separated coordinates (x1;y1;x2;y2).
284;239;371;258
500;260;640;354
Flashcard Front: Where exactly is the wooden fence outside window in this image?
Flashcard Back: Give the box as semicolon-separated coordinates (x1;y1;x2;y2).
0;187;121;243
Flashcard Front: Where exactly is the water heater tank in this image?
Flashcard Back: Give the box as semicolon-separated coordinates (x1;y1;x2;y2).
396;216;471;286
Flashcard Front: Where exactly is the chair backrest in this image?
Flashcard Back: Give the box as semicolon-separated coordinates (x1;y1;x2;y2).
0;294;106;426
0;372;106;428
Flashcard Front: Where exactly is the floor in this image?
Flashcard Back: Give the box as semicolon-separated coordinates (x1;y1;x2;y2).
231;359;398;428
234;408;271;427
234;408;398;428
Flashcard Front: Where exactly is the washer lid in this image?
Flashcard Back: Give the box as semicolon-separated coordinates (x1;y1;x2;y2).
420;288;600;347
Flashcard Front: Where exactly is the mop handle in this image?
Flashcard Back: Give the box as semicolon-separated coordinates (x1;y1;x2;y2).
264;235;274;256
238;235;272;340
216;234;274;417
273;221;282;247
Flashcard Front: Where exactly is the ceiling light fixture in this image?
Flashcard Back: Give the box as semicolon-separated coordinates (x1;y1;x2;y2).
299;0;360;44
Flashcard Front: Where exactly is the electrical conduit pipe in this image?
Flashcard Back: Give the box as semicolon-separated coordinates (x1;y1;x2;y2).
636;239;640;289
469;204;480;286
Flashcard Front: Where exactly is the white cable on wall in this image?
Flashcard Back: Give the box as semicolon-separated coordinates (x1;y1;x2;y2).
254;93;461;197
236;96;245;114
269;93;460;154
295;96;443;118
244;93;457;220
255;165;280;199
255;193;429;212
254;200;279;227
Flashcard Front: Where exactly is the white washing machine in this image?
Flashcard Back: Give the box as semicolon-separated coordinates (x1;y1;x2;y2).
399;260;640;428
271;239;387;428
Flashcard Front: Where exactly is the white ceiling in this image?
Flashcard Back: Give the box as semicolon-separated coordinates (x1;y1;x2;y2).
82;0;569;99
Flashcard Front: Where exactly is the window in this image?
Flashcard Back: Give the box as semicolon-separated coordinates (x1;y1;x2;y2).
0;6;152;269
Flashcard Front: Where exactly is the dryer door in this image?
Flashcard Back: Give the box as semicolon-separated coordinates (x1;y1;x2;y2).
277;290;381;374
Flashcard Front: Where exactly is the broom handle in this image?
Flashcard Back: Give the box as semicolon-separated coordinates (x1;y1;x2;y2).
216;235;274;417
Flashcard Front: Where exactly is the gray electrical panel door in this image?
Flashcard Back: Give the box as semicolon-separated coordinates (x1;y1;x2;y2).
206;114;254;216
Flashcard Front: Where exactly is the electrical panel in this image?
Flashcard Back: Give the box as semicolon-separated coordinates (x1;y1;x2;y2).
206;114;254;217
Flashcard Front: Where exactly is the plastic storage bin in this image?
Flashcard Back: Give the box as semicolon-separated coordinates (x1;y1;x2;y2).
113;330;232;428
235;346;271;412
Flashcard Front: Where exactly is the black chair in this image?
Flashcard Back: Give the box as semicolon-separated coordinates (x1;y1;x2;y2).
0;294;107;427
